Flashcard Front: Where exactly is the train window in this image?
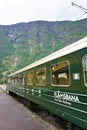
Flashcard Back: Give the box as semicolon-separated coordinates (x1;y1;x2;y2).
83;55;87;86
10;78;13;84
27;71;34;85
36;68;46;85
17;77;21;84
8;78;10;84
21;75;26;85
11;78;15;84
14;78;17;84
51;61;70;86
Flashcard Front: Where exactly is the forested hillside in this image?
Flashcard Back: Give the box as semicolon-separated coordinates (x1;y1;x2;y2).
0;18;87;83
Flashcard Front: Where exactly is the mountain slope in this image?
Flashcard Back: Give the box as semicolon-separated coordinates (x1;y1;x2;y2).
0;18;87;82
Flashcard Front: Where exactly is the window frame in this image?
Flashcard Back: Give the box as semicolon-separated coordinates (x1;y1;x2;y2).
83;54;87;87
36;67;46;86
27;71;34;85
51;61;70;87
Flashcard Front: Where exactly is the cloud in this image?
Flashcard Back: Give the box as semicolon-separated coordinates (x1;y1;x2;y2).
0;0;86;25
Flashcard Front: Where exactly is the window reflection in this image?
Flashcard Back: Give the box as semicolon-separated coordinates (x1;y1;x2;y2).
51;61;70;86
83;55;87;86
36;68;46;85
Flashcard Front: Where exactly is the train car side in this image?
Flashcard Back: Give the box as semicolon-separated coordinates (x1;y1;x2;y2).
7;37;87;129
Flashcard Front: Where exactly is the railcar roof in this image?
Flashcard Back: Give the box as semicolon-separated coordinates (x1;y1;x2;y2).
8;37;87;77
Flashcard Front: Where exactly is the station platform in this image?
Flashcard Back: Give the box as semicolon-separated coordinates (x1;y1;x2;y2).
0;85;55;130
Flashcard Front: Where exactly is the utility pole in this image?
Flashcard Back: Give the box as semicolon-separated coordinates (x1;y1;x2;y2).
71;2;87;14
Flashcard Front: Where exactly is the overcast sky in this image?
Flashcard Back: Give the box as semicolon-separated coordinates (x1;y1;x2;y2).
0;0;87;25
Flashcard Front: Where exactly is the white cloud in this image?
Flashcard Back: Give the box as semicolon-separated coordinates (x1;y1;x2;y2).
0;0;86;25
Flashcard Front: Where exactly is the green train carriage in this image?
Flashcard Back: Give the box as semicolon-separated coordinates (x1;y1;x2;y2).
7;37;87;129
